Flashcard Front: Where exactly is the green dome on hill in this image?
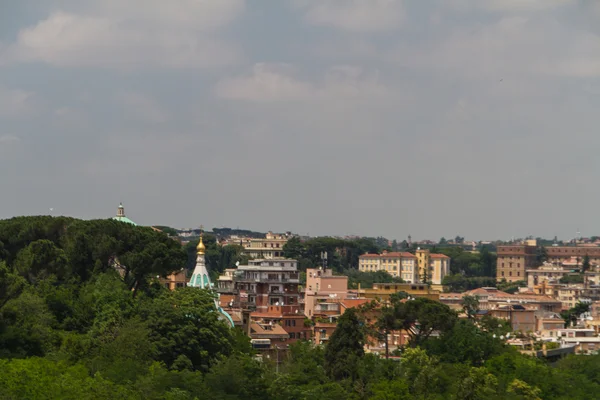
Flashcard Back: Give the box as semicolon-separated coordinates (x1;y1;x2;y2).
113;203;137;226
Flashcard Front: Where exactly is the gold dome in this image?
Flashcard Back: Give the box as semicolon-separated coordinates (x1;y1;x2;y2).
196;235;206;254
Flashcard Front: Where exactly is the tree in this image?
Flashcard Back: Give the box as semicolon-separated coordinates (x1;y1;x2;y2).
376;305;397;359
582;254;591;273
396;298;457;347
461;295;480;319
324;308;365;381
560;302;590;327
139;288;234;371
535;246;548;267
282;236;306;260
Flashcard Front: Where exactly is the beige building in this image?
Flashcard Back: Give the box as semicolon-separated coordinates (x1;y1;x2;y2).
236;231;290;259
416;248;450;285
359;249;449;284
527;263;571;287
496;240;538;282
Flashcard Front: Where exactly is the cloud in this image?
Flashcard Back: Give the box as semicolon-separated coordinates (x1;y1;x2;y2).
0;135;20;143
391;15;600;78
448;0;576;12
294;0;405;32
1;0;244;69
215;63;387;102
0;87;34;117
117;92;169;123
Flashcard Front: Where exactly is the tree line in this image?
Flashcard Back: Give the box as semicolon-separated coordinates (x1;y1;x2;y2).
0;217;598;398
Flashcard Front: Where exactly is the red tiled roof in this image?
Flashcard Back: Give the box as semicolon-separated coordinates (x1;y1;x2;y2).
430;254;450;258
341;299;371;310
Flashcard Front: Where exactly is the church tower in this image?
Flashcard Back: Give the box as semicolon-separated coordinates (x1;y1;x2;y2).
189;234;211;288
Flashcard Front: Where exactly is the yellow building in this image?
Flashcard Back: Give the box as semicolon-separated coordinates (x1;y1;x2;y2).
359;249;450;285
358;251;418;282
358;282;441;302
238;231;290;259
416;248;450;285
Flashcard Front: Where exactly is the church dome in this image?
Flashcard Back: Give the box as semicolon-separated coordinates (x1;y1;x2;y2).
196;235;206;254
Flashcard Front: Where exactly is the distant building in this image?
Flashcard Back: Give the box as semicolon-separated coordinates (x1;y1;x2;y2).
496;240;537;282
304;268;350;318
188;234;234;327
527;263;571;287
358;249;449;285
216;258;310;345
236;231;291;259
358;282;442;302
112;203;137;225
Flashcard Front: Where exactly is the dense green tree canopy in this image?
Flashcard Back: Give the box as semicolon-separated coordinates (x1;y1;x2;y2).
0;216;599;399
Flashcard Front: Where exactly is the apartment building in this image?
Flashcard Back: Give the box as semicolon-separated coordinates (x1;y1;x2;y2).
303;268;350;318
216;258;310;345
526;264;572;287
235;231;291;259
359;249;449;284
496;240;537;282
546;246;600;266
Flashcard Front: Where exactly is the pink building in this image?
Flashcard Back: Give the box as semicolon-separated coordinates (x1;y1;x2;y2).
304;268;350;318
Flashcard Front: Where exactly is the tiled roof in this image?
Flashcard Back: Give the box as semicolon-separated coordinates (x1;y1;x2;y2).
250;323;289;339
430;254;450;259
340;299;371;310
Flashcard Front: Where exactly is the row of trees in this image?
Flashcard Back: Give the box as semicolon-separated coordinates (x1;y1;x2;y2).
1;217;600;398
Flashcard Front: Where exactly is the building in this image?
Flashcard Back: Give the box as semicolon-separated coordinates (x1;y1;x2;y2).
188;234;234;327
236;231;291;259
358;282;442;302
546;246;600;266
496;240;537;282
358;249;449;284
359;251;417;281
162;269;187;290
304;268;350;318
216;258;310;345
416;249;450;285
112;203;137;225
526;263;572;287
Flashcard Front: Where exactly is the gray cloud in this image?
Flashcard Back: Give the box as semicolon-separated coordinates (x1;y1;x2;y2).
0;0;599;241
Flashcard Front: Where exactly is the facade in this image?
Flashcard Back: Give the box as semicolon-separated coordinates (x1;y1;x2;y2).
546;246;600;266
496;240;537;282
358;249;449;284
358;282;442;302
216;258;310;345
237;231;290;259
304;268;350;318
162;269;187;290
416;249;450;285
359;251;417;280
526;263;572;287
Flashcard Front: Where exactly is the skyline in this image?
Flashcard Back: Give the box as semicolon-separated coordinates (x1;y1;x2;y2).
2;1;600;240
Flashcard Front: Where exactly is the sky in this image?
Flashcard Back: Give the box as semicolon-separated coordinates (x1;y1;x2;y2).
1;0;600;242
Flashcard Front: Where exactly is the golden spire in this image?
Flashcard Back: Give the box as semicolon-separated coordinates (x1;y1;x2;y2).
196;225;205;254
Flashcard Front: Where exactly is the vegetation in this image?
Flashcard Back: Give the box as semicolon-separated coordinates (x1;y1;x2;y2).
560;302;590;328
0;216;599;399
559;274;584;284
344;269;403;289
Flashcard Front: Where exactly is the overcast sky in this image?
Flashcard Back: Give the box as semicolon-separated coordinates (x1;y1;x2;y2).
1;0;599;241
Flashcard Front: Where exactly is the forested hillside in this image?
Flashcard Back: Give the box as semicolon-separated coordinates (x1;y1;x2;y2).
0;217;598;399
